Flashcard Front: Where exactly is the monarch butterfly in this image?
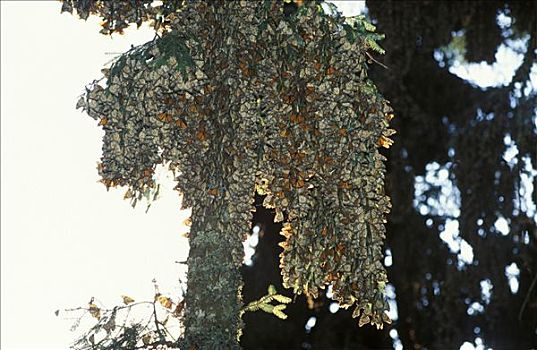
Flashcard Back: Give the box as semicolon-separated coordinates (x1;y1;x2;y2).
157;112;172;123
208;188;219;196
175;119;187;129
377;135;393;149
326;66;336;75
196;128;207;141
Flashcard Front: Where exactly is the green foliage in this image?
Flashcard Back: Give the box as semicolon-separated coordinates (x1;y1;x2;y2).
154;31;195;80
346;15;386;54
436;31;467;66
241;285;292;320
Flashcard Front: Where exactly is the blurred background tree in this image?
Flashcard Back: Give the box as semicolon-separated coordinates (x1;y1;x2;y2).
241;1;537;349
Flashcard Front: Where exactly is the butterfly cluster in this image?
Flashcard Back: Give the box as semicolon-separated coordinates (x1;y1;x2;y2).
74;0;394;334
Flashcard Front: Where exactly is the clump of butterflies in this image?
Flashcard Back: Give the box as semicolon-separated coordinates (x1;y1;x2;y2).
72;0;394;329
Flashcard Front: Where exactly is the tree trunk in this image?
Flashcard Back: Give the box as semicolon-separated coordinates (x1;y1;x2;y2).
184;199;245;349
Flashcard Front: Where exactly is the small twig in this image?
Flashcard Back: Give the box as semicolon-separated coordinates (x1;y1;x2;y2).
152;299;163;337
64;301;153;314
518;272;537;321
365;51;388;69
160;322;178;342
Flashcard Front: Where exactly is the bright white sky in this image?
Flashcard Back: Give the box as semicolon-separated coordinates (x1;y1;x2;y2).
1;3;190;349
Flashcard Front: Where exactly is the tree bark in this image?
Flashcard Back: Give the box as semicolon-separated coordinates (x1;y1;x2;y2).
184;199;245;349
